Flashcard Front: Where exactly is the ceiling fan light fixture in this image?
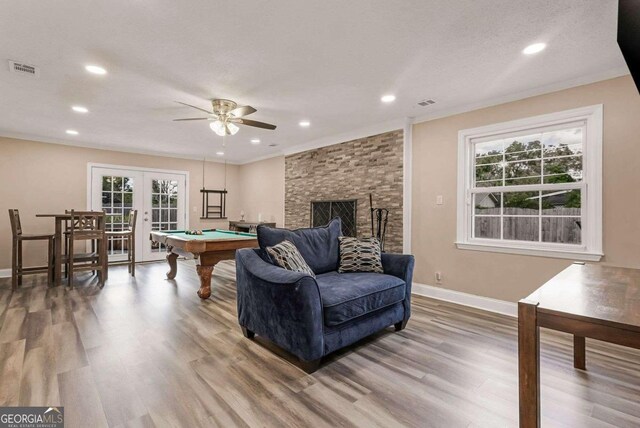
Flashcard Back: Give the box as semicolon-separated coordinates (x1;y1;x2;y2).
226;122;240;135
210;120;226;136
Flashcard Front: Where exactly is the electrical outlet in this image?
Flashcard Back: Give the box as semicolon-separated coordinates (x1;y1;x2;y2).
435;272;443;283
193;206;198;212
436;195;444;205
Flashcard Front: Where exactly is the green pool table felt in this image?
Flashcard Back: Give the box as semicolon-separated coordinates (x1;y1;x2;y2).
159;229;257;240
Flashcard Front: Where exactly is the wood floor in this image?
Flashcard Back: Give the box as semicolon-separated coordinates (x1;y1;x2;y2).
1;260;640;428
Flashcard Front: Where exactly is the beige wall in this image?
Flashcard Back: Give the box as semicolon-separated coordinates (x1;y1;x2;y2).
412;76;640;302
237;156;285;226
0;137;241;269
4;76;639;302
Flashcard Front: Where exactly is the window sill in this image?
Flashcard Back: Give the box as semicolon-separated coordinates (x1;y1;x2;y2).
455;242;603;261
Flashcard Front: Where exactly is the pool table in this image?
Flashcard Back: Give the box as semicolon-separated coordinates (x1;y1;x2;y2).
149;229;258;300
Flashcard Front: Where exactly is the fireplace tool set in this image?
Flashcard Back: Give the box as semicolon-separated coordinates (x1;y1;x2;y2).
369;193;389;251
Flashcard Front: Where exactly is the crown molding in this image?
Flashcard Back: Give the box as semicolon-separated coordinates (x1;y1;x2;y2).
0;131;241;165
411;67;630;125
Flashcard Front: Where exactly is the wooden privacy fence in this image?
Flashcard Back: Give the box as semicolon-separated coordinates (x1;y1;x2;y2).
474;208;581;243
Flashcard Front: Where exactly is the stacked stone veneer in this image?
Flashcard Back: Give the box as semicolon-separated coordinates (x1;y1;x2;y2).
285;129;404;252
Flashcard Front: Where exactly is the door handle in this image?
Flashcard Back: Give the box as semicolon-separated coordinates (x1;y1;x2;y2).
144;218;149;222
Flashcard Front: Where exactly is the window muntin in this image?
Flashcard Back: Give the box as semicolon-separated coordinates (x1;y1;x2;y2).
470;124;584;247
458;106;602;260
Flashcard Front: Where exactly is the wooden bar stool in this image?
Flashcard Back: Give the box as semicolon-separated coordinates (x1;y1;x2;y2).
8;209;55;290
106;209;137;276
65;210;107;288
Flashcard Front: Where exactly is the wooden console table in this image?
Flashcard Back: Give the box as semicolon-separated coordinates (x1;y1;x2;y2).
518;262;640;427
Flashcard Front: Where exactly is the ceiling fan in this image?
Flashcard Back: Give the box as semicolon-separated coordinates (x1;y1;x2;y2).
173;99;276;136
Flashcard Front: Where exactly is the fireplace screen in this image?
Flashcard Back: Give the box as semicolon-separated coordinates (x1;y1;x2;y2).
310;199;357;237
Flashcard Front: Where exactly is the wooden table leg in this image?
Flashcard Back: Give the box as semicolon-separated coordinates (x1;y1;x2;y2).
196;265;213;300
519;299;541;428
54;218;62;287
166;248;178;280
574;335;586;370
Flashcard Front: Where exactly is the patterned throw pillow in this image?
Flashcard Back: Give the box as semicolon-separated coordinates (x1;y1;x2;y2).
338;237;384;273
266;240;316;278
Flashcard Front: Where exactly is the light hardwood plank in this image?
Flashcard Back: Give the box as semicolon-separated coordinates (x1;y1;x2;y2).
1;261;640;428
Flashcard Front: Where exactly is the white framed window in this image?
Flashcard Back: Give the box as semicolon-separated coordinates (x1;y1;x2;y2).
456;105;603;261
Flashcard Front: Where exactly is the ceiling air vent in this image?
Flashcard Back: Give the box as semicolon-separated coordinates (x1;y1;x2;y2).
8;60;40;77
417;99;436;107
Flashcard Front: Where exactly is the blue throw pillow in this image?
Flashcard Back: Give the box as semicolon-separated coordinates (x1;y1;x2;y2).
257;217;342;275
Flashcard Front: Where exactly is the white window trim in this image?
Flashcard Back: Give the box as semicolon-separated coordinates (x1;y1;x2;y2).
456;105;603;261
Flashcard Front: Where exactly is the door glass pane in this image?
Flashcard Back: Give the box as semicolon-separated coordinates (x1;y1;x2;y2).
113;177;123;192
150;179;179;253
100;175;134;257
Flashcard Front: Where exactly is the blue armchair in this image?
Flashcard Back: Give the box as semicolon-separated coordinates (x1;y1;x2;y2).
235;218;414;372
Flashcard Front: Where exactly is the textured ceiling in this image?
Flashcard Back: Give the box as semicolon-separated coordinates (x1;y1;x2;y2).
0;0;628;163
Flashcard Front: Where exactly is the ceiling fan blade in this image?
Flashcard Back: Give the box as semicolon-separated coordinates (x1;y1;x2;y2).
229;105;257;117
236;118;277;130
175;101;213;114
173;117;209;121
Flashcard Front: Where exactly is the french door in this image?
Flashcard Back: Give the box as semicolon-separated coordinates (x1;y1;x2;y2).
89;165;188;262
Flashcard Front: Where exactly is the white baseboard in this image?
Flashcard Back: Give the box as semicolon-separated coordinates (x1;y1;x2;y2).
0;268;10;278
412;282;517;317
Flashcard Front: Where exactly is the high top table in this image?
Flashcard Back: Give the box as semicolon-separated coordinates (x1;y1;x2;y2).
36;213;109;287
518;262;640;427
36;213;71;287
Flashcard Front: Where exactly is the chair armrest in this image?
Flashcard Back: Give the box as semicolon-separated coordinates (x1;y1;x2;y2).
381;253;415;284
235;249;324;361
235;247;314;285
381;253;415;322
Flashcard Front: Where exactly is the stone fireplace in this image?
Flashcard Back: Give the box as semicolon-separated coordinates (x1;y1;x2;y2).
285;129;404;252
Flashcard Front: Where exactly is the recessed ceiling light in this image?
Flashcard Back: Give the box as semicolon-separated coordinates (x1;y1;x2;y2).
522;43;546;55
71;106;89;113
251;138;261;144
66;129;79;135
85;65;107;75
299;120;310;127
381;94;396;103
216;151;224;156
